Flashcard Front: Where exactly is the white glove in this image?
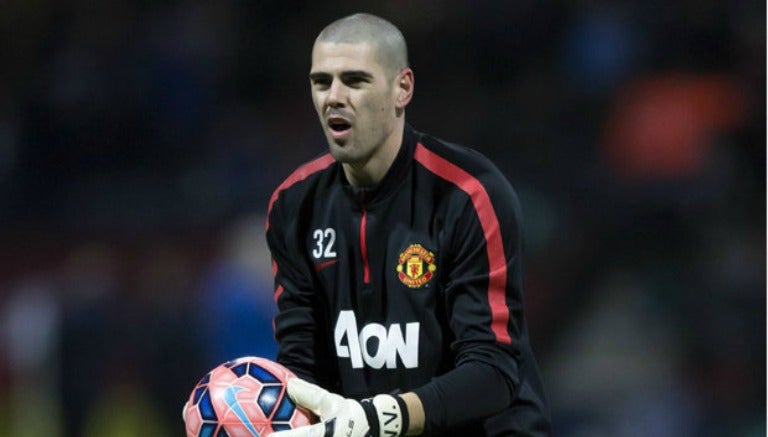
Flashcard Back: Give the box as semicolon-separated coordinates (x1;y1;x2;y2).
270;377;409;437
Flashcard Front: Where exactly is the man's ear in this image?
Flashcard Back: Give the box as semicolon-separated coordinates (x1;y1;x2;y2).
395;68;414;109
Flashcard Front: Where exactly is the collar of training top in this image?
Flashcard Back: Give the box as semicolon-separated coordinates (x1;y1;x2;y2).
340;124;419;207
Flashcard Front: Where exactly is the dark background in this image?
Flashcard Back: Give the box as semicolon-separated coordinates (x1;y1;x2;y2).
0;1;764;436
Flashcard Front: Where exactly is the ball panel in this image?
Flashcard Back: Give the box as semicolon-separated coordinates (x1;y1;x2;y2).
185;404;203;434
257;385;282;416
248;363;280;383
230;363;248;377
199;390;217;421
199;423;217;437
193;386;206;405
272;394;297;422
250;357;292;381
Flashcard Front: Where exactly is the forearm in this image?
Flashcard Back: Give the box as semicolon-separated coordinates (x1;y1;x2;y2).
274;306;319;383
410;361;513;433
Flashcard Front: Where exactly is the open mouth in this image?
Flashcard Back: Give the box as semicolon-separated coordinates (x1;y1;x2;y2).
328;119;351;132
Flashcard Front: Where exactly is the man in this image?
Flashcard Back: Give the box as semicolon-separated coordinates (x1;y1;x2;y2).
267;13;551;436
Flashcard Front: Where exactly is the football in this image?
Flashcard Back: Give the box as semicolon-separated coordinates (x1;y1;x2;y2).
183;356;313;437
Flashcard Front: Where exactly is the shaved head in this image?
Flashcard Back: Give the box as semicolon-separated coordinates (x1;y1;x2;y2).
315;13;408;78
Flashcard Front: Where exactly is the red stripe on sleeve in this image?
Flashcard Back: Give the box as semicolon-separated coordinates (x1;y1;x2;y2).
266;153;335;231
413;143;512;344
272;259;284;303
274;284;284;303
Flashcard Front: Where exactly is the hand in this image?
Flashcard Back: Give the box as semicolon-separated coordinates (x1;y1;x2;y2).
270;377;409;437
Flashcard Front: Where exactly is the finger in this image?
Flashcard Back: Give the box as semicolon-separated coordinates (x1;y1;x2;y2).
268;421;327;437
286;378;340;417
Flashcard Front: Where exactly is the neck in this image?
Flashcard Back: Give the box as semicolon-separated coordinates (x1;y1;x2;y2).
343;121;404;187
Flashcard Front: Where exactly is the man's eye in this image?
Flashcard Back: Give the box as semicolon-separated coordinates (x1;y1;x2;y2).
313;80;331;89
344;78;366;87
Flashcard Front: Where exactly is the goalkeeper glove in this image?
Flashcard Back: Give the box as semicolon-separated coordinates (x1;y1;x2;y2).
270;377;410;437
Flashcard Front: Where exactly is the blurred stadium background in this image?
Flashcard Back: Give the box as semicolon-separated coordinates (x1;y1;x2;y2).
0;1;764;436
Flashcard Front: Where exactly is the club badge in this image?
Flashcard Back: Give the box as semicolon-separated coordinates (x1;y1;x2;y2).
396;244;437;288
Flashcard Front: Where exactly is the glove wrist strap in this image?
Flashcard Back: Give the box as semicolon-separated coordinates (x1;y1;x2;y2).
360;399;380;437
361;394;407;437
393;395;410;436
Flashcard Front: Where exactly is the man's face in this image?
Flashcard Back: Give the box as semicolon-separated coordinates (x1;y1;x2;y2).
310;41;400;166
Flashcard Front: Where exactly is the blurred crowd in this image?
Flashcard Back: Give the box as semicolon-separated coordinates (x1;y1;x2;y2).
0;1;764;436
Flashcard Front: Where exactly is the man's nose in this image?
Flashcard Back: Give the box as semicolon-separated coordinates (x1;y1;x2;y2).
327;80;347;107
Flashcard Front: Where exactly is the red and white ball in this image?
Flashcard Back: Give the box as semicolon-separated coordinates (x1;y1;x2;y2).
183;356;313;437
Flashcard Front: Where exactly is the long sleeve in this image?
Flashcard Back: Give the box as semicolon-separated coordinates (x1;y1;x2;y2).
267;197;320;383
412;141;551;434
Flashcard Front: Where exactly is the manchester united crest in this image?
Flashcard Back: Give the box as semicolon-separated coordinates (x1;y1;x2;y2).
396;244;437;288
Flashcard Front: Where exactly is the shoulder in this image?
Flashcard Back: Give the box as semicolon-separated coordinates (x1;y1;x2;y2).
267;153;336;226
413;131;525;248
413;132;519;204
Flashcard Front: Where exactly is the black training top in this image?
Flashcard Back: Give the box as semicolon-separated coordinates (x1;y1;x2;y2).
267;124;551;435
